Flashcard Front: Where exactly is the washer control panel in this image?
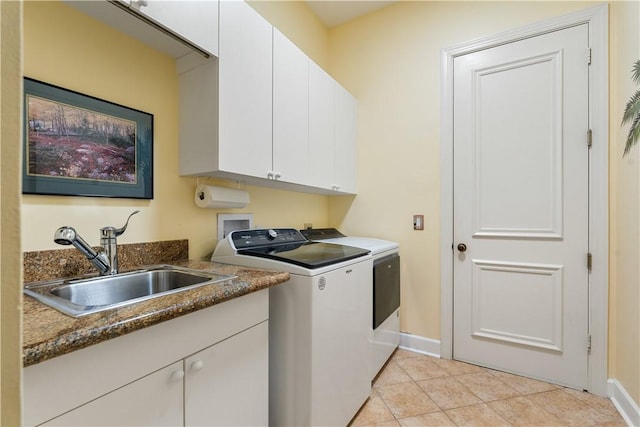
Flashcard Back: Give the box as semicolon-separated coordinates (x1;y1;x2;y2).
230;228;306;249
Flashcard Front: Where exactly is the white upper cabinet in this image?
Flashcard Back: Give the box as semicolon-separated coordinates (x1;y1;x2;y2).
273;29;309;185
66;0;356;194
308;61;336;190
64;0;218;59
309;61;358;194
218;0;273;179
129;0;219;57
334;83;357;194
177;0;357;195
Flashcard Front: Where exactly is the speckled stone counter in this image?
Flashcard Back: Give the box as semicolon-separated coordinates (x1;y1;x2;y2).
23;242;290;367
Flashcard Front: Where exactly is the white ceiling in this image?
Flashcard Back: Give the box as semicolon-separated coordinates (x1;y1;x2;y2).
305;1;396;27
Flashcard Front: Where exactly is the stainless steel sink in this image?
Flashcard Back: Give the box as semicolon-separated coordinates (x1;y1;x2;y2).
24;265;236;317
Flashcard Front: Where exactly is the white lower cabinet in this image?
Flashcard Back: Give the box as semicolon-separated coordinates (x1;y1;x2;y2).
24;290;269;427
185;322;268;426
40;362;184;427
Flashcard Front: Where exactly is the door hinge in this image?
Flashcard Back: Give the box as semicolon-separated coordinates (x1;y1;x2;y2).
587;334;592;352
587;252;592;271
587;48;592;65
587;129;593;148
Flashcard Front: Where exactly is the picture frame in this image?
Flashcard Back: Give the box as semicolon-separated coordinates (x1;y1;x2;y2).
22;77;153;199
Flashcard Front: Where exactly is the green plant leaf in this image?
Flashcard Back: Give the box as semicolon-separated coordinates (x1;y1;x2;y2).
622;60;640;157
624;110;640;155
622;90;640;125
633;59;640;85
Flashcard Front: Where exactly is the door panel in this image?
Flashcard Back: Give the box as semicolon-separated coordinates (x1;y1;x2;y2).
472;51;563;239
453;24;589;389
471;260;564;352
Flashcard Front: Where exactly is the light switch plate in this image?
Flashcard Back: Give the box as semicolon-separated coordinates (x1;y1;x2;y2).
413;214;424;230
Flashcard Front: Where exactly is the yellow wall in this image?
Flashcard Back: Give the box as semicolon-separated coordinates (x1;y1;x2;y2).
22;1;330;259
1;1;23;424
327;0;595;340
609;0;640;406
328;0;639;405
248;0;329;69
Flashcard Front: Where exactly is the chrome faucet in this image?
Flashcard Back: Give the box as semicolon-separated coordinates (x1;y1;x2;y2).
53;211;140;275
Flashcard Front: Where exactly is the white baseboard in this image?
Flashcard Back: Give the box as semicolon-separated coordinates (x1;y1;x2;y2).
399;332;441;358
608;378;640;427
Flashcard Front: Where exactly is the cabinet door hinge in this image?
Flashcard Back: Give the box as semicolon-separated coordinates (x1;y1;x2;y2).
587;253;592;271
587;48;592;65
587;334;592;352
587;129;593;148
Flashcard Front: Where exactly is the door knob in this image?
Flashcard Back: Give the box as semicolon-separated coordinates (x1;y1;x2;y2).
457;243;467;252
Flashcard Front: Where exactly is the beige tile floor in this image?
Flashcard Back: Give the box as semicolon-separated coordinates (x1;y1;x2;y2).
350;349;627;427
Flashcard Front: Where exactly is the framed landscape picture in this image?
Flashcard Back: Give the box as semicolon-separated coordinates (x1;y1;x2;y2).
22;77;153;199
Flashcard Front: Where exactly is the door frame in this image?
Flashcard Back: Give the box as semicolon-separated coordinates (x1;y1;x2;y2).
440;4;609;396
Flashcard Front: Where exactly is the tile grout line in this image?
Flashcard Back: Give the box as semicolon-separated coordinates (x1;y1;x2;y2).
356;350;626;427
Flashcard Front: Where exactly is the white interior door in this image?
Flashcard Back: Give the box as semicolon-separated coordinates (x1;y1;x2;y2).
453;24;590;389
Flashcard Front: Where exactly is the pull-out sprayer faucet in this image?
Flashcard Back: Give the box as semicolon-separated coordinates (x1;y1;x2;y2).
53;211;140;275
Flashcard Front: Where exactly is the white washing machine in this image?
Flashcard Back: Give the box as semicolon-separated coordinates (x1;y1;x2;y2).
212;228;372;427
301;228;400;380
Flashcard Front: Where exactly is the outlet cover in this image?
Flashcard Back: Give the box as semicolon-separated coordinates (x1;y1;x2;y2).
413;215;424;230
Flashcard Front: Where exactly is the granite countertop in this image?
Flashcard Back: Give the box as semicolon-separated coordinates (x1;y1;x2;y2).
23;260;290;367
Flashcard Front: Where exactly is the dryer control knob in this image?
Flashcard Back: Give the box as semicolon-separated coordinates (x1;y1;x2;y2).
267;229;278;240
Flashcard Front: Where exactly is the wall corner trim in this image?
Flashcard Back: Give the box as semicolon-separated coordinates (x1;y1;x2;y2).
608;378;640;427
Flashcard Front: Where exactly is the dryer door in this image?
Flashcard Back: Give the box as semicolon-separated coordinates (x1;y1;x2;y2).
373;254;400;329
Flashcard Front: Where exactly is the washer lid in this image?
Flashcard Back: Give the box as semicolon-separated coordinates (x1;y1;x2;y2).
300;228;346;240
230;228;370;269
238;242;369;269
301;228;399;256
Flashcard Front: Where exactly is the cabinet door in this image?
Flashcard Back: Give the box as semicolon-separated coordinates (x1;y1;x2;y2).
185;321;269;426
273;29;309;185
130;0;218;56
334;83;357;194
308;61;335;190
41;362;184;427
219;1;273;179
